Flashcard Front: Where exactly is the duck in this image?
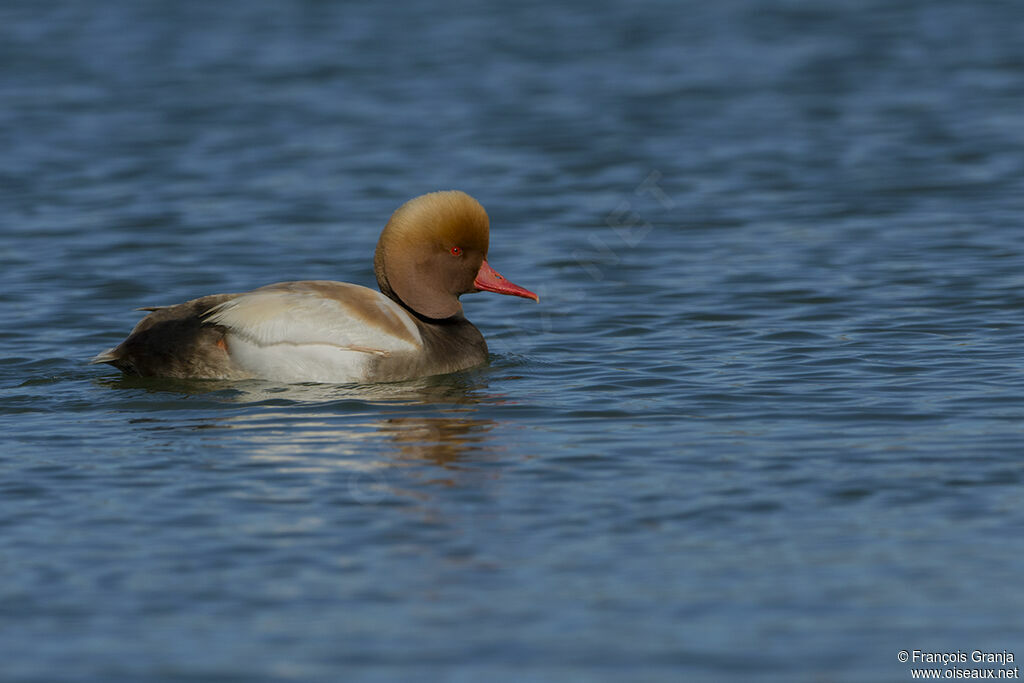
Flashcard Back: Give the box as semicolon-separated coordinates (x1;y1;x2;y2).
91;190;538;383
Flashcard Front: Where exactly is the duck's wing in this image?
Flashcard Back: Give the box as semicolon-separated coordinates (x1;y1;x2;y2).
91;293;245;378
203;281;423;382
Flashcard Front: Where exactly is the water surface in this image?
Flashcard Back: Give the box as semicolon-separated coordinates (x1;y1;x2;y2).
2;1;1024;681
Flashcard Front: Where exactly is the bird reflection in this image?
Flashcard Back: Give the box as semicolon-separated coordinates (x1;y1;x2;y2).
96;366;497;406
96;369;505;498
374;415;496;467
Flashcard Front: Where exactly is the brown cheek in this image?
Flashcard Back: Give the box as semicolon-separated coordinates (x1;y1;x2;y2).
465;256;486;291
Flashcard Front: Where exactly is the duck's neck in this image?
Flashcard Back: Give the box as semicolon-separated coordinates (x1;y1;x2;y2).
378;279;464;326
414;313;487;373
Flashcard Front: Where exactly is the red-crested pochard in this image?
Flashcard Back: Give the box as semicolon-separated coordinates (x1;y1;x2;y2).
92;191;538;382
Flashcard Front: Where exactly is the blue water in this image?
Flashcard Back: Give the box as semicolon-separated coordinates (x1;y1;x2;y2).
3;1;1024;680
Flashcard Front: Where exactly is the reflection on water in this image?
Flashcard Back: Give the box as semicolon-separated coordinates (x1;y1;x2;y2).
96;369;502;501
95;365;502;405
217;411;498;466
378;414;496;467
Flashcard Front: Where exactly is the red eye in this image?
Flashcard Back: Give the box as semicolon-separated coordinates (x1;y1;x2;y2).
450;246;462;256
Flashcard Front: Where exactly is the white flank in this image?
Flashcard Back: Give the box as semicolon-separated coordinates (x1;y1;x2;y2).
204;283;421;383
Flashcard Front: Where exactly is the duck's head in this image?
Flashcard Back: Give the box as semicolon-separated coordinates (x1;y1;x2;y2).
374;191;539;320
